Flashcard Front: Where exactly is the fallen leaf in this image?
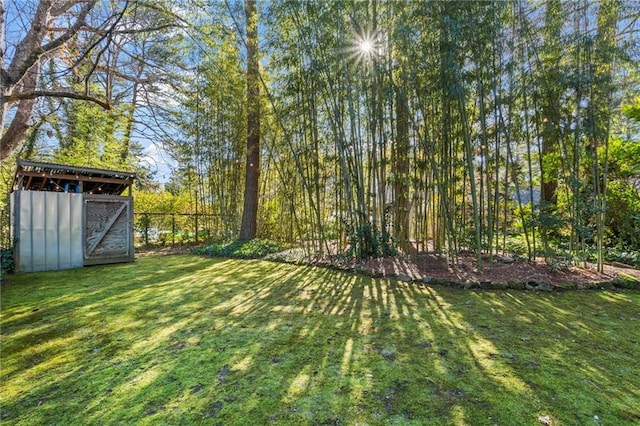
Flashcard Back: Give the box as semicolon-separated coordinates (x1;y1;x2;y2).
538;415;552;425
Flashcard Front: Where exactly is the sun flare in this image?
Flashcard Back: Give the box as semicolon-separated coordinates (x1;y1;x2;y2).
359;39;374;53
347;29;382;66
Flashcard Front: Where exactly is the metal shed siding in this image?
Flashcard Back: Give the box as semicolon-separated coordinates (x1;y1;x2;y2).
13;190;83;272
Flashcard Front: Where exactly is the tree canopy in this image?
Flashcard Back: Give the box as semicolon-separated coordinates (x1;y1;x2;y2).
2;0;639;268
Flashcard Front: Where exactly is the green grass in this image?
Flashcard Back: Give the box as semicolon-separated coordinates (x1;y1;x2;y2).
1;255;639;425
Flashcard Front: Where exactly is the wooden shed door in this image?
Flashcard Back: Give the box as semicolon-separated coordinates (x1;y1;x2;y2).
83;195;134;265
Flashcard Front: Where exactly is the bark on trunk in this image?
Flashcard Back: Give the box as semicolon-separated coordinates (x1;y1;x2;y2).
239;0;260;241
1;0;98;160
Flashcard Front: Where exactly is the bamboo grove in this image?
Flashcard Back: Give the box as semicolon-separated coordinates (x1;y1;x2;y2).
5;1;637;268
168;0;639;269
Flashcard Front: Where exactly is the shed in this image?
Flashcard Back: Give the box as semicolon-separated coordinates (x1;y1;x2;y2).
10;160;136;272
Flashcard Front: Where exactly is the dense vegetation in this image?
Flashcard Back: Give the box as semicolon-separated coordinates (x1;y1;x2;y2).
2;1;639;268
192;239;287;259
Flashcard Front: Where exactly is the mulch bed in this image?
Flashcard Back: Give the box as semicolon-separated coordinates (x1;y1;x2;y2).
346;252;640;290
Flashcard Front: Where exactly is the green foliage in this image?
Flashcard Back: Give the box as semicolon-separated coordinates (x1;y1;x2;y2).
52;99;135;171
0;247;14;277
135;213;153;245
134;190;192;214
537;204;564;236
192;239;287;259
165;17;246;240
622;96;640;122
605;181;640;250
0;161;16;247
606;248;640;268
132;190;198;245
1;256;639;424
601;134;640;252
541;151;562;183
347;224;397;260
7;0;638;270
504;236;528;260
605;138;640;180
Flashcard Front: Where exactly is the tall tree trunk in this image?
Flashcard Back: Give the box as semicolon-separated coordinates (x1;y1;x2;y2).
1;0;99;160
589;0;619;271
539;0;562;251
239;0;260;241
541;0;562;199
394;81;410;251
392;2;410;252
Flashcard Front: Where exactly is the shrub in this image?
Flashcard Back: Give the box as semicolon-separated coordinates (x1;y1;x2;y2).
606;247;640;268
1;247;14;277
346;224;396;259
192;239;287;259
605;181;640;250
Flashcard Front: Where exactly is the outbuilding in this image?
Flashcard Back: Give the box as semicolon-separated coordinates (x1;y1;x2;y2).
10;160;135;273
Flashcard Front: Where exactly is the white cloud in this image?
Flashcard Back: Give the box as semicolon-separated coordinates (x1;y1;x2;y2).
138;142;176;183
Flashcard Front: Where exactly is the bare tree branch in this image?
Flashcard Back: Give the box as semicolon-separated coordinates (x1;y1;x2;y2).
3;91;111;110
74;1;129;83
48;23;182;35
5;0;97;87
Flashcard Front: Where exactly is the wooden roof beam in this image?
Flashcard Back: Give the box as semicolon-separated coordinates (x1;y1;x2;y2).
16;170;134;186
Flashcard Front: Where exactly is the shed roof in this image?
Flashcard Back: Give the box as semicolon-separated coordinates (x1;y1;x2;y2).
13;160;135;196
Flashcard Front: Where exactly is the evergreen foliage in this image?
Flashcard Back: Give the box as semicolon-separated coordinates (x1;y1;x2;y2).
192;239;287;259
0;247;13;277
2;0;639;265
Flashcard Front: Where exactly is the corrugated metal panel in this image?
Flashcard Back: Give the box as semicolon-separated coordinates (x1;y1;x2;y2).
31;192;46;271
45;192;59;271
58;192;72;269
13;191;83;273
69;194;83;268
18;191;33;272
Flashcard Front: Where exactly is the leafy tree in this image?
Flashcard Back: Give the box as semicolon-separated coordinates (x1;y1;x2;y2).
5;0;639;267
2;0;112;159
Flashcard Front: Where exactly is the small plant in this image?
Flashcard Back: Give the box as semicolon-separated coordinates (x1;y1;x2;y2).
606;246;640;268
192;239;287;259
1;247;14;277
346;224;397;260
547;257;571;273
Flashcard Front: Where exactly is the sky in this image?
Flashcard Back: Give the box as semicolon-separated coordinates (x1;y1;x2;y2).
2;0;178;183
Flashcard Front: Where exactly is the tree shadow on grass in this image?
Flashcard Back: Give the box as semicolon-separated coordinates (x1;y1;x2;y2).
1;256;639;425
420;288;640;425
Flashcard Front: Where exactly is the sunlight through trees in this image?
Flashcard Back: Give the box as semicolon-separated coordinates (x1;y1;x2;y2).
2;0;639;267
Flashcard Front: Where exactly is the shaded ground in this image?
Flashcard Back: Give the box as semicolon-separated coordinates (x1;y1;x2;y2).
2;256;639;425
135;243;197;257
354;252;640;288
138;244;640;289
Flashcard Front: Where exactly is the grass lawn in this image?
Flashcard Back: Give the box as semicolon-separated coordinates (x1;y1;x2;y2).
1;255;639;425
